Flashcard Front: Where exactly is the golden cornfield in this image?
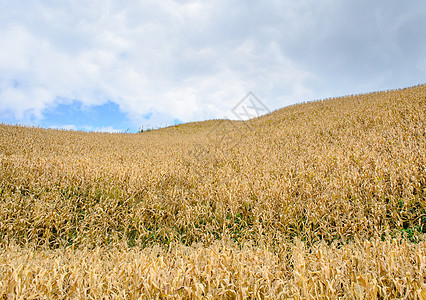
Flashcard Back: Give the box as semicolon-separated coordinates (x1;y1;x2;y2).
0;84;425;299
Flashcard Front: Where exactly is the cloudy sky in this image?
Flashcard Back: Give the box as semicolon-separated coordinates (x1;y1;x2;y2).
1;0;425;132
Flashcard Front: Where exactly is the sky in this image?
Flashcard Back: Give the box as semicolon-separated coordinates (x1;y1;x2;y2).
0;0;425;132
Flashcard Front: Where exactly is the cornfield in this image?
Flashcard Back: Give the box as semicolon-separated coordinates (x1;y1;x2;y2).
0;84;425;299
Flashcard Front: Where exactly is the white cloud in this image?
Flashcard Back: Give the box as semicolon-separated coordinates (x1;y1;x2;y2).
49;124;78;131
48;124;122;133
0;0;425;129
81;125;122;133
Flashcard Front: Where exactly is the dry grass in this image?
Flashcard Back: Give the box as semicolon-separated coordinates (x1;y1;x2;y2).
1;239;425;299
0;84;425;298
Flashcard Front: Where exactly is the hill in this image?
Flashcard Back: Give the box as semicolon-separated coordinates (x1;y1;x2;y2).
0;84;425;298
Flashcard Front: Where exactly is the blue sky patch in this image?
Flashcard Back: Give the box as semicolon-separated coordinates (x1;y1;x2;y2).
40;101;131;132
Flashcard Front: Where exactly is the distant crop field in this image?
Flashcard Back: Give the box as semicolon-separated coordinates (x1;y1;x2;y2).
0;84;425;298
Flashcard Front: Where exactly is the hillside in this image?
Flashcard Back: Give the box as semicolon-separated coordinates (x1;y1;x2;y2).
0;84;425;298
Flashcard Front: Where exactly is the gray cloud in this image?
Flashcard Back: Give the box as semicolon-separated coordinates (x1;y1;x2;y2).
279;1;426;93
